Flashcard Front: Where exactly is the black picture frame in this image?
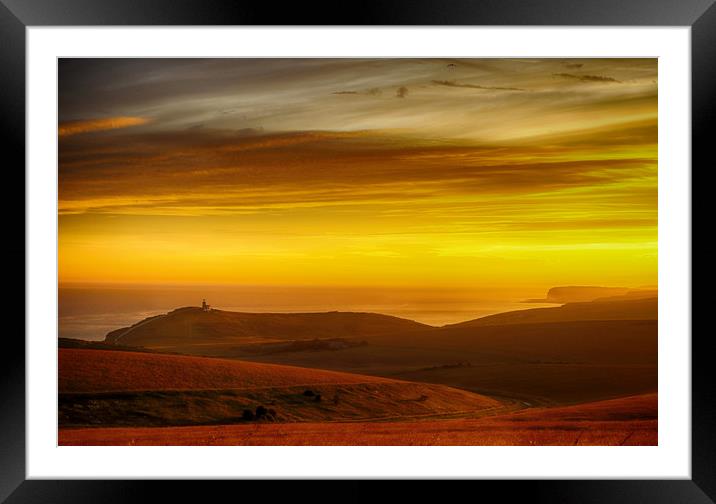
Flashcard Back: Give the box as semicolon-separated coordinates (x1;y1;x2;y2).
3;0;708;501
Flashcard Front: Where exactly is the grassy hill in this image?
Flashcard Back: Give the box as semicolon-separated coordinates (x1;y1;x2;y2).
238;319;657;405
104;307;431;348
59;348;505;428
446;297;657;328
95;299;657;406
60;348;390;393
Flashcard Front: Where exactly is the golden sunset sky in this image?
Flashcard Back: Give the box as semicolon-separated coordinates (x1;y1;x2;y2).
58;58;657;294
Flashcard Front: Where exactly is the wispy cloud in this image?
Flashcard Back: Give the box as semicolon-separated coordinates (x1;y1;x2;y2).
58;59;655;143
332;88;382;96
432;80;525;92
59;125;655;216
553;73;622;83
59;117;150;137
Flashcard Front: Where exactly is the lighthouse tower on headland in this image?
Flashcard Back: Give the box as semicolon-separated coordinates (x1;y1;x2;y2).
201;299;211;312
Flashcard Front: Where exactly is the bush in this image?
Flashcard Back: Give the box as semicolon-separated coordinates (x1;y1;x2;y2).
242;409;254;421
255;405;268;419
303;389;315;397
314;394;322;402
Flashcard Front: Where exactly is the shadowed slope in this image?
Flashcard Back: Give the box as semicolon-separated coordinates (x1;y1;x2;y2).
445;297;657;328
365;319;657;365
241;319;657;405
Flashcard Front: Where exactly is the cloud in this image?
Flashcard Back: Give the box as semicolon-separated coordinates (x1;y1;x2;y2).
332;88;382;96
58;59;655;143
432;80;525;92
553;73;622;83
58;117;150;137
58;126;655;216
396;86;409;98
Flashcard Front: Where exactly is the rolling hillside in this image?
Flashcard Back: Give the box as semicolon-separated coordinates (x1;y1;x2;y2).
59;348;505;427
240;319;657;405
60;348;388;393
95;298;658;406
104;307;431;348
446;297;657;328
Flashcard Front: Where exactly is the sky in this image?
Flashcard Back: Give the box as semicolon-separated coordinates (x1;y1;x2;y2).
58;58;657;298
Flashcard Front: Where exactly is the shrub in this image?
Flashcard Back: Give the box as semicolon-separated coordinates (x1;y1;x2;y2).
314;394;322;402
303;390;315;397
242;409;254;421
255;405;268;419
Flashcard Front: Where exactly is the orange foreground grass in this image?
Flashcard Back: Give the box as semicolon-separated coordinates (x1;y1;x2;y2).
59;348;389;393
60;394;657;446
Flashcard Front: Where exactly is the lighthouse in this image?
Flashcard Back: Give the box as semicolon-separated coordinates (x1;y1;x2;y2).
201;299;211;312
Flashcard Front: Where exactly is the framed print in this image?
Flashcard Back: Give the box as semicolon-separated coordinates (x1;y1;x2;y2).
4;0;709;501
